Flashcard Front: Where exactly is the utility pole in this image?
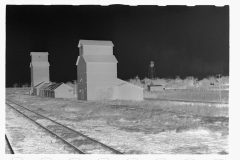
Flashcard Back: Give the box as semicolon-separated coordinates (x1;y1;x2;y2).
218;74;222;103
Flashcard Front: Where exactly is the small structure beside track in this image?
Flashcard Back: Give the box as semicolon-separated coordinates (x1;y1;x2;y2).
148;82;165;91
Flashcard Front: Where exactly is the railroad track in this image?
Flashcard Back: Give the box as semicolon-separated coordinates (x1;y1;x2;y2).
6;100;123;154
5;134;14;154
144;98;228;105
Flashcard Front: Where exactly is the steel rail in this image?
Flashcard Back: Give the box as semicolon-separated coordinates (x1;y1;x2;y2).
5;134;14;154
6;100;123;154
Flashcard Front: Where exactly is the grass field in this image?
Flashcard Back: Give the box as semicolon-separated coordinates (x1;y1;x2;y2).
6;87;30;95
6;90;228;154
144;88;229;103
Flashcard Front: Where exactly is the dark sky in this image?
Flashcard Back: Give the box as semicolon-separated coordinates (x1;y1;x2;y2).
6;5;229;87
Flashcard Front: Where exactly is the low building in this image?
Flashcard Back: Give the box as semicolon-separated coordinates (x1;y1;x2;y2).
39;82;75;99
32;81;45;95
113;79;144;101
148;82;165;91
39;83;51;96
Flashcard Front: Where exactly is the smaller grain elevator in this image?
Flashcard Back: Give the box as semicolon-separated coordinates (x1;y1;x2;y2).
30;52;50;94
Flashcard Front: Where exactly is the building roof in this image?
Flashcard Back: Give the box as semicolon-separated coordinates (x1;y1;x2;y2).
44;83;63;91
39;83;51;90
34;81;45;87
83;55;118;63
78;40;114;47
150;85;164;87
60;83;74;90
149;81;164;87
115;78;144;89
40;82;73;91
30;52;49;56
116;83;126;86
149;82;154;86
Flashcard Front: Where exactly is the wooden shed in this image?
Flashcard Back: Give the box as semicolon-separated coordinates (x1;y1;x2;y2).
32;81;45;95
39;82;75;99
39;83;51;96
76;39;143;101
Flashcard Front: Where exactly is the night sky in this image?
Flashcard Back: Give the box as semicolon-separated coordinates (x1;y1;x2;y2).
6;5;229;87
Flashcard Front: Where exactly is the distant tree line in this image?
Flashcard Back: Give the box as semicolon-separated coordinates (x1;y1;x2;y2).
13;83;30;88
128;75;229;89
12;75;229;90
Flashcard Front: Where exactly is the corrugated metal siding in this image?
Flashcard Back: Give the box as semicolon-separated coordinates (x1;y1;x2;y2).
83;46;113;55
39;83;58;98
43;90;54;98
39;83;50;96
35;82;45;95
